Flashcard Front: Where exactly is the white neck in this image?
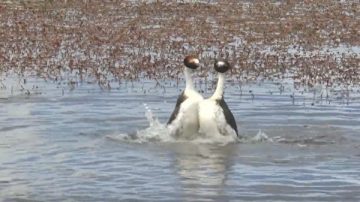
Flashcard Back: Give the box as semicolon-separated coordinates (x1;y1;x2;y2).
211;73;225;100
184;68;195;91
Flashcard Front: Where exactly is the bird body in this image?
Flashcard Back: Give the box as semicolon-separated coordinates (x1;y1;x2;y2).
198;60;239;139
167;56;203;139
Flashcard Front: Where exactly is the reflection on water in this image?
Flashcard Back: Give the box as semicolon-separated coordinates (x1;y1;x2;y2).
173;144;235;201
0;78;360;201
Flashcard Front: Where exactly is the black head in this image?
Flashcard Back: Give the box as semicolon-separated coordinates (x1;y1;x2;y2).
184;56;200;70
214;60;231;73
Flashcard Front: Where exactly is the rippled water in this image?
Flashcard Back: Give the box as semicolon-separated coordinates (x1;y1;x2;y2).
1;78;360;201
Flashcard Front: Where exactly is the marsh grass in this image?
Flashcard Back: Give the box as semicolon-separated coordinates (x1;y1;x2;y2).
0;0;359;90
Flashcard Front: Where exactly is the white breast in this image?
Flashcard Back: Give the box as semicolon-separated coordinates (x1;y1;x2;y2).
198;99;220;137
168;90;203;139
198;99;237;140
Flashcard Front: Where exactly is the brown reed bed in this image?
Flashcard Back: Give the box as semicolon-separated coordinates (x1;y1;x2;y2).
0;0;359;89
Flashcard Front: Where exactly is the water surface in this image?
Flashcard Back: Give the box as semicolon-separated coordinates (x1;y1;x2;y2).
1;78;360;201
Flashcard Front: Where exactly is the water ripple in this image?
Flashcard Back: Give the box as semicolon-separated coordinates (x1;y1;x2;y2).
0;79;359;201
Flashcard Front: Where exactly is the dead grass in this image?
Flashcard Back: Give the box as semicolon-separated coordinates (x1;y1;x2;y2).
0;0;359;88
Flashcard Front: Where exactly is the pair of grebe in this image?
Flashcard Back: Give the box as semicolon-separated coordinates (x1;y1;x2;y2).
167;56;238;139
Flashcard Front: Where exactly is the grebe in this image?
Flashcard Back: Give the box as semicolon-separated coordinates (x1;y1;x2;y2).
167;56;204;139
198;60;239;138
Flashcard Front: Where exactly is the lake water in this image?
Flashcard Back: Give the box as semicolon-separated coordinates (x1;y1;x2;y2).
1;77;360;201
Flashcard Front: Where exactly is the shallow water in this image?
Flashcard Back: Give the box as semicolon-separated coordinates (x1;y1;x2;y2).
1;78;360;201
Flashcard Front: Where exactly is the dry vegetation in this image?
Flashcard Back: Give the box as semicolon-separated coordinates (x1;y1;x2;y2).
0;0;359;89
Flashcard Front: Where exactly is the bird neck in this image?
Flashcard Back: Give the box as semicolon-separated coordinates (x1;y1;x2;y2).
211;73;225;100
184;68;195;91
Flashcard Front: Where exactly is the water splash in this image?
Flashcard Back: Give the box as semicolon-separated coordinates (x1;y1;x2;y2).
237;130;275;144
106;104;174;143
133;104;175;143
249;130;273;143
107;104;240;145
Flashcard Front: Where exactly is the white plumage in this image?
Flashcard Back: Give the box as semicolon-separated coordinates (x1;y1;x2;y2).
198;99;237;139
167;56;204;139
198;60;239;140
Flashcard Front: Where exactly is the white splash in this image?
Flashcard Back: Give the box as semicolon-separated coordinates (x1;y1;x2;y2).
249;130;273;143
134;104;175;143
108;104;239;145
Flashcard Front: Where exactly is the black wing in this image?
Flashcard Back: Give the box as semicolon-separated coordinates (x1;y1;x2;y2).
217;98;239;136
167;91;188;125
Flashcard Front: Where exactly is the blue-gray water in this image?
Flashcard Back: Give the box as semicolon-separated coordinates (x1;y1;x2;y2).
1;78;360;201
